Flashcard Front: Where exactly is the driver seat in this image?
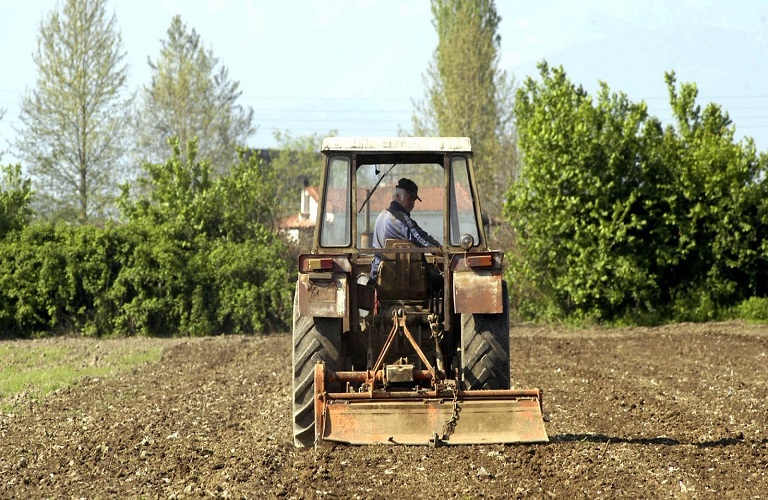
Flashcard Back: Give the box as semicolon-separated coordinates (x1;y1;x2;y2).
376;239;428;301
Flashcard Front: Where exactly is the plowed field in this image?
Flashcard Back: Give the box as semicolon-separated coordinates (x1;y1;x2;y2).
2;322;767;498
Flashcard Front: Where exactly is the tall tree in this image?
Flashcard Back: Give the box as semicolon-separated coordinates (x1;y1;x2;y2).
15;0;130;223
134;15;255;174
412;0;516;226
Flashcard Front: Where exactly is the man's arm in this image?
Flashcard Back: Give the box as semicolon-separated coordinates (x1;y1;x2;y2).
400;213;441;247
409;220;440;247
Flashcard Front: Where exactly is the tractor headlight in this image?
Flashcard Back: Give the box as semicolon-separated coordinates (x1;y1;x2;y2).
459;233;474;250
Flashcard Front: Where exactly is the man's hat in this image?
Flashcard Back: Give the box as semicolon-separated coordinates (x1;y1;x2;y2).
396;178;422;202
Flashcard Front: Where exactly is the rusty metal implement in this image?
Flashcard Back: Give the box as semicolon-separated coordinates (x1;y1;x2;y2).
312;310;549;446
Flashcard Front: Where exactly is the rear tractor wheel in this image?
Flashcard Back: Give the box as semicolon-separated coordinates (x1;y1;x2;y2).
460;281;510;390
292;291;341;448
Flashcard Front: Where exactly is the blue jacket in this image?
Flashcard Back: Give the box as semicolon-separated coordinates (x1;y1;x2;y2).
370;201;441;279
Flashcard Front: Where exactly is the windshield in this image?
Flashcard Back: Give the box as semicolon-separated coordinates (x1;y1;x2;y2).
356;163;444;247
318;154;481;249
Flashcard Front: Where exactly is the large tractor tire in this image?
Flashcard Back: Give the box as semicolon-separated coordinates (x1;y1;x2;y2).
292;290;341;448
460;281;510;390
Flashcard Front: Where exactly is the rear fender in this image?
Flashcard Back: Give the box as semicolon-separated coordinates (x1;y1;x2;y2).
297;254;351;319
451;252;504;314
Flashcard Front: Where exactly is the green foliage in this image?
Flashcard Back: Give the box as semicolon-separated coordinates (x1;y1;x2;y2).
505;62;768;324
121;138;279;237
660;73;768;313
0;164;33;238
114;138;293;336
732;297;768;322
120;138;215;235
204;235;293;333
0;223;124;337
0;140;295;338
16;0;131;223
103;221;290;337
0;224;69;335
106;221;204;336
133;15;255;175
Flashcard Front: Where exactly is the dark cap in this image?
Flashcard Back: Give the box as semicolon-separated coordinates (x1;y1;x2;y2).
396;178;421;202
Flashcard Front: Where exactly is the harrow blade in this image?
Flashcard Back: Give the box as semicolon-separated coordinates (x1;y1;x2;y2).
314;364;549;446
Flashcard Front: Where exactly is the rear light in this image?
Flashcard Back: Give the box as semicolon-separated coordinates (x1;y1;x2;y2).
299;255;352;273
307;257;333;271
465;254;493;268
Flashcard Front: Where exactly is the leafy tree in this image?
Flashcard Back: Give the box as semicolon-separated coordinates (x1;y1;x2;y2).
0;140;294;338
15;0;131;223
506;63;660;321
133;15;255;175
0;164;33;238
119;138;215;238
120;138;278;239
659;73;768;319
505;62;768;323
117;139;294;334
412;0;516;224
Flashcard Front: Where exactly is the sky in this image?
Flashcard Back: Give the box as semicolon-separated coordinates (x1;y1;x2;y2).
1;0;768;166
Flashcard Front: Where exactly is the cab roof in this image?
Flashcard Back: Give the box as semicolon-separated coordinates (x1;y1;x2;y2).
321;137;472;153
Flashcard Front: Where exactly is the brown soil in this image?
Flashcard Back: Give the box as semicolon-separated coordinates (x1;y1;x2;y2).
1;322;767;498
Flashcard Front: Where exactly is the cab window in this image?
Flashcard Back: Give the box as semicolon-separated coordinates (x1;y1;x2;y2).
449;156;480;246
319;156;351;247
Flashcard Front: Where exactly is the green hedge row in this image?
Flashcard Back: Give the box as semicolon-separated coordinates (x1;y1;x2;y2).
0;219;293;338
0;141;295;338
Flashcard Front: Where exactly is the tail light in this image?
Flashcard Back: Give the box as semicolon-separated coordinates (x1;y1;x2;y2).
306;257;333;271
299;255;352;273
465;254;493;268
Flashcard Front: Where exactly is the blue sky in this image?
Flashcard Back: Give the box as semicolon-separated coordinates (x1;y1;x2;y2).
1;0;768;165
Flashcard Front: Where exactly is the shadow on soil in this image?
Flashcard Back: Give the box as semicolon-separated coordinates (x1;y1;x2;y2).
551;433;749;448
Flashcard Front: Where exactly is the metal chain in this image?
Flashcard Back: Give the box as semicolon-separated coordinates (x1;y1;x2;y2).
440;384;461;440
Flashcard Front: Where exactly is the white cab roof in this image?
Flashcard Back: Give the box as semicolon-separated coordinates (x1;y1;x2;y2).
321;137;472;152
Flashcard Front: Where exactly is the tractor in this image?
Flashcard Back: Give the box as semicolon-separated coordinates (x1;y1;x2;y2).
292;137;547;446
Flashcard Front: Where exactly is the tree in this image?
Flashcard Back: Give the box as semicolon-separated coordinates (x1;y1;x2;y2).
505;62;768;323
660;72;768;317
411;0;516;225
15;0;131;223
0;164;32;238
116;139;294;335
133;15;255;175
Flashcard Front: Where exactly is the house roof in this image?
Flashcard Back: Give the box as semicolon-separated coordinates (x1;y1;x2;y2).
358;185;445;212
279;213;316;229
304;186;319;201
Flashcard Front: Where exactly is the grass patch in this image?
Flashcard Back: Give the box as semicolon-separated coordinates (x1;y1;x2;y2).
0;338;165;413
